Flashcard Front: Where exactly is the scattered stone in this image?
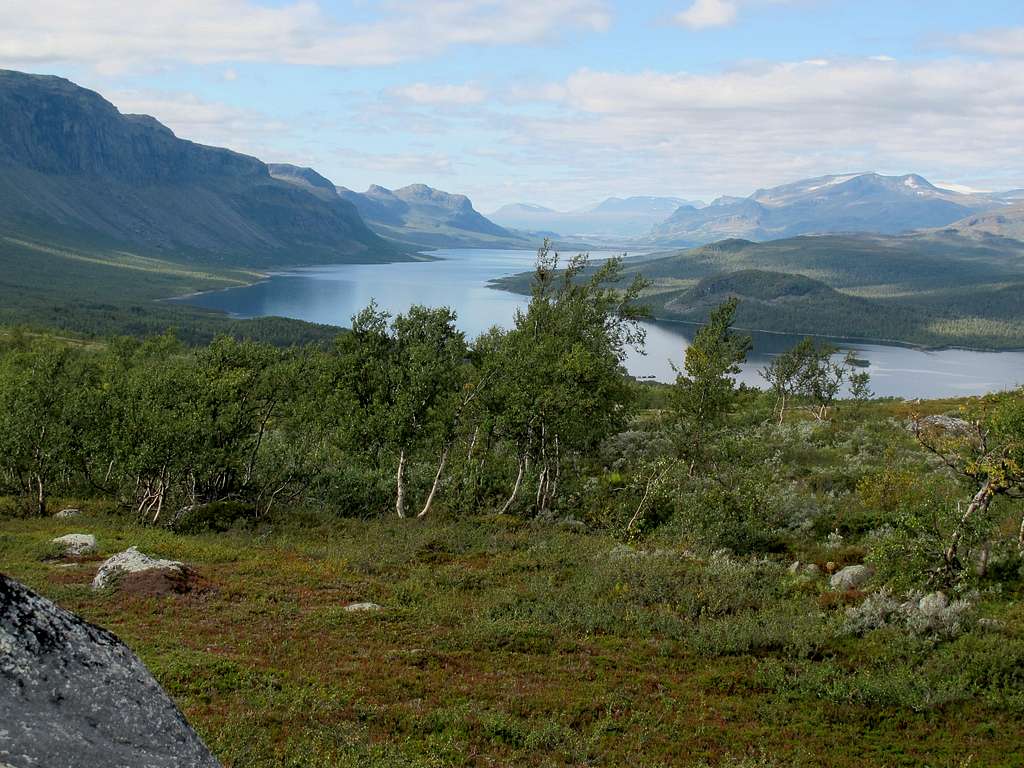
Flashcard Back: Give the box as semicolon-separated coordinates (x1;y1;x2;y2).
830;564;874;591
54;508;82;518
788;561;823;577
343;602;383;612
917;414;974;436
51;533;96;557
92;547;186;591
917;591;948;617
556;517;587;533
0;573;222;767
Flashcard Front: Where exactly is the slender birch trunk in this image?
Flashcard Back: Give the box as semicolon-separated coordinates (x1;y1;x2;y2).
35;474;45;517
500;456;525;515
946;480;994;565
417;444;450;519
396;449;407;518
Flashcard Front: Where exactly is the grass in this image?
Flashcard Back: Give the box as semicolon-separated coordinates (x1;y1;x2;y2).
3;510;1022;767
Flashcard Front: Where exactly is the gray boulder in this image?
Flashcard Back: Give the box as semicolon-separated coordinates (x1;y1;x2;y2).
830;564;874;591
54;508;83;518
916;415;975;437
0;573;221;767
92;547;185;591
51;533;96;557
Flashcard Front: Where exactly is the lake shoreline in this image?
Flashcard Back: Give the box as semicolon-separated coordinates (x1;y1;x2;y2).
165;248;1024;397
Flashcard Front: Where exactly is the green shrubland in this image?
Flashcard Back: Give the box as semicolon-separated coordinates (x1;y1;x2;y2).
2;245;1024;766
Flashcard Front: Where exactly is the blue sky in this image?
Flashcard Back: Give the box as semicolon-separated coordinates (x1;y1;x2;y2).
1;0;1022;210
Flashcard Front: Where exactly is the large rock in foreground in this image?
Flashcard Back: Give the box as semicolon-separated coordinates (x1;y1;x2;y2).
0;573;221;767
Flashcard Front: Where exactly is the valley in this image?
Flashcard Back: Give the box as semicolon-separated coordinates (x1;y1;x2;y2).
3;7;1024;763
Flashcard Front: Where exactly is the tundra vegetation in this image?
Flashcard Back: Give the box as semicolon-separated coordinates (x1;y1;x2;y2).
2;247;1024;767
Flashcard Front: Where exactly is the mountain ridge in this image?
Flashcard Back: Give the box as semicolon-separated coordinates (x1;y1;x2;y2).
646;172;996;246
0;69;404;266
490;196;704;238
336;182;534;249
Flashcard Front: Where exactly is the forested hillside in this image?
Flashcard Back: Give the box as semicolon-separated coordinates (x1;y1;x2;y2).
493;233;1024;348
0;235;339;345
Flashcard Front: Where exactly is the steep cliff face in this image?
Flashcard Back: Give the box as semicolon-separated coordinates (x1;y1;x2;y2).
0;70;403;265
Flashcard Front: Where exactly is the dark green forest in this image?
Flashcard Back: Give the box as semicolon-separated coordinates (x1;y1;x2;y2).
493;232;1024;348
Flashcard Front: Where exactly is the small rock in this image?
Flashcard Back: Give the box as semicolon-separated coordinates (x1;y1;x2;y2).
830;564;874;591
917;591;948;617
789;561;822;577
916;415;974;436
556;518;587;533
54;508;82;518
978;618;1004;632
343;602;383;613
51;533;96;557
92;547;185;591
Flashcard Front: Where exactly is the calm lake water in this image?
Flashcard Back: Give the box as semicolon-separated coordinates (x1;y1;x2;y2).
181;248;1024;398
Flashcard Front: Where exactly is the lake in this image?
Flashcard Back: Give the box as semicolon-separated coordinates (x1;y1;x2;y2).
179;248;1024;399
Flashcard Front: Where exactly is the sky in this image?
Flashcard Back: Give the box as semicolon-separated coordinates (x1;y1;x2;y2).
1;0;1022;211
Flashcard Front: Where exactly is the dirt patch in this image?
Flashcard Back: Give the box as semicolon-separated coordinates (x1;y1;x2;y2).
117;567;210;598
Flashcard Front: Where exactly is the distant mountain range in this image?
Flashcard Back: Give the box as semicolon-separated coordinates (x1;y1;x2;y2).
0;69;404;266
644;173;1004;246
490;174;1024;247
490;196;704;238
334;182;535;249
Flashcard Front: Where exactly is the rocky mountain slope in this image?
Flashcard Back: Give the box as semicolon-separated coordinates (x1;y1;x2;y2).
937;203;1024;242
335;182;534;249
647;173;995;246
0;69;403;266
491;196;703;238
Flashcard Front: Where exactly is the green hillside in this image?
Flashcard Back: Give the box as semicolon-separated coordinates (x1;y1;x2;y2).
0;234;338;345
491;233;1024;348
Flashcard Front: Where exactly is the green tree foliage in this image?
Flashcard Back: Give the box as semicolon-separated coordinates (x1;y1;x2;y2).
0;338;97;514
761;338;869;422
670;297;752;473
909;393;1024;580
482;242;648;516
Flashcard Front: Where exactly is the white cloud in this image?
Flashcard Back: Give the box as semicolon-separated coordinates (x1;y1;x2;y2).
0;0;611;72
496;57;1024;201
390;83;489;106
673;0;813;31
675;0;737;29
333;149;458;179
955;27;1024;58
109;89;290;158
